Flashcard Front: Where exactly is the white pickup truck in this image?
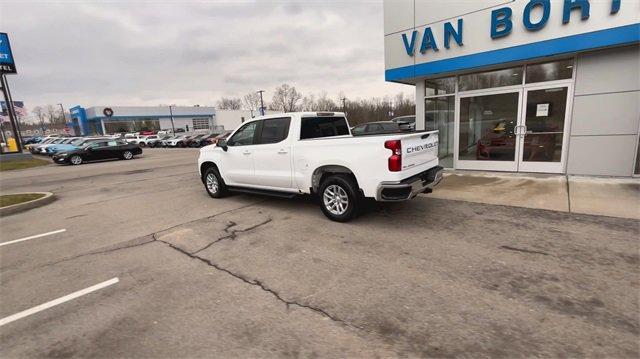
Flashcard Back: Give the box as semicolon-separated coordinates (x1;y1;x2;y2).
197;112;443;221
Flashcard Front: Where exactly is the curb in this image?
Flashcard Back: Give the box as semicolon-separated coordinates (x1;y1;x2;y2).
0;192;56;216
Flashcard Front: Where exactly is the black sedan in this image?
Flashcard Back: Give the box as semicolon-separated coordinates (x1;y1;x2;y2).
52;139;142;165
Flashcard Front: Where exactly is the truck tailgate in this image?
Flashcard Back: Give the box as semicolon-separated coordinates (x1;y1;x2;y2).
401;131;439;171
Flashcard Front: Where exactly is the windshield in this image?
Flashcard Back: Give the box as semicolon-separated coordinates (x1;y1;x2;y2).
70;139;85;145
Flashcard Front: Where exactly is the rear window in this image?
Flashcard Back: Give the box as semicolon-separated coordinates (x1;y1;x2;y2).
300;117;349;140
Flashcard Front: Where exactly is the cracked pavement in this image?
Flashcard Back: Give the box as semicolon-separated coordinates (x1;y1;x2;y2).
1;149;639;358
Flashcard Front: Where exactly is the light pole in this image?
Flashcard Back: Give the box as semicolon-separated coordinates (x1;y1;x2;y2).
257;90;265;116
168;105;176;134
57;103;65;127
340;97;347;113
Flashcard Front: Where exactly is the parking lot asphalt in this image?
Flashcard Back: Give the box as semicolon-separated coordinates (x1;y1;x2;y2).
1;148;639;358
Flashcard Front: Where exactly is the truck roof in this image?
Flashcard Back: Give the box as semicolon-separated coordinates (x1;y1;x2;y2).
249;112;347;121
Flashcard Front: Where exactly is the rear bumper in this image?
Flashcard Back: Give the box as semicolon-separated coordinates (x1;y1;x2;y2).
375;166;444;201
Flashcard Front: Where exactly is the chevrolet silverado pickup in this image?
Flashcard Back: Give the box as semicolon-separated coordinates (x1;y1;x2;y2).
197;112;443;222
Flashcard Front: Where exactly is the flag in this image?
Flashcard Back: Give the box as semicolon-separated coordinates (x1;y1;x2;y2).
14;105;27;117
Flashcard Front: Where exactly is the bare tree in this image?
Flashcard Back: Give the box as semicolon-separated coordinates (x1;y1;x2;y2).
242;92;262;112
270;84;302;112
44;104;65;125
316;92;336;111
300;94;316;111
32;106;47;132
216;97;242;110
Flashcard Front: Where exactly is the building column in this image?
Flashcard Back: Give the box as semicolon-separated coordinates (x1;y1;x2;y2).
415;81;425;131
101;119;107;135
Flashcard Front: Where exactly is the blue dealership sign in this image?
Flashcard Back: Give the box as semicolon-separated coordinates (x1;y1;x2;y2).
0;32;17;74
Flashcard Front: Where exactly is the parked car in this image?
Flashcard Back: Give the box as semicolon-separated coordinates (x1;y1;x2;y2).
52;139;142;165
25;138;55;152
198;112;443;222
23;136;43;145
165;135;189;148
135;135;160;147
46;137;104;155
46;137;97;156
33;138;74;154
139;130;156;136
189;133;218;147
204;131;232;146
185;134;207;147
391;115;416;132
351;121;401;136
124;134;145;143
149;135;171;148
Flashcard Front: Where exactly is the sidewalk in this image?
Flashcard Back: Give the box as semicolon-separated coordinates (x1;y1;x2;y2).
425;170;640;220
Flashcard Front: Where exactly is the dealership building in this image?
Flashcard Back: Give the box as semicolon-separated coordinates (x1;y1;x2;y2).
384;0;639;176
67;106;261;136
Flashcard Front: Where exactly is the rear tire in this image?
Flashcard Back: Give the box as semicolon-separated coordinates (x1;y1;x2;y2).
203;167;227;198
139;142;146;147
318;174;360;222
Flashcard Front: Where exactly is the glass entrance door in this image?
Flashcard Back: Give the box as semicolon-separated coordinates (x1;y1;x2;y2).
517;85;571;173
456;89;522;171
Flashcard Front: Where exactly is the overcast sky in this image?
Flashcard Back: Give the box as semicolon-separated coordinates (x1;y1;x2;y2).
1;0;412;113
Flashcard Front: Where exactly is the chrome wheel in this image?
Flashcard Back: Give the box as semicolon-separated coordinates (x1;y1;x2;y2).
70;155;82;165
206;173;219;194
123;151;133;159
323;184;349;216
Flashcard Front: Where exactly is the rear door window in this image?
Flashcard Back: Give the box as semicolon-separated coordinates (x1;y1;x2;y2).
300;116;349;139
258;117;290;144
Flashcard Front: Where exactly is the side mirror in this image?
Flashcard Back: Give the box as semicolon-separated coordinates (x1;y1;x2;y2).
216;139;228;151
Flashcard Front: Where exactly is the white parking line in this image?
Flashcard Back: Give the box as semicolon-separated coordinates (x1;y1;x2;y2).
0;277;119;327
0;229;66;248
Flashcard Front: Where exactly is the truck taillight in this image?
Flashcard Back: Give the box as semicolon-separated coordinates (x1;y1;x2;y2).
384;140;402;172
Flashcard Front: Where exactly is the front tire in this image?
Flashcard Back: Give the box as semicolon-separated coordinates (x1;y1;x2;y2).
203;167;227;198
70;155;83;165
122;150;134;160
318;174;360;222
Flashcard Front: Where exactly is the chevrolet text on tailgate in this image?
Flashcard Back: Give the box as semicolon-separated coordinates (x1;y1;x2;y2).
198;112;443;222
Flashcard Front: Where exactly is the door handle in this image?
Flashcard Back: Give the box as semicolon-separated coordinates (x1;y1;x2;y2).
243;150;251;155
277;149;288;154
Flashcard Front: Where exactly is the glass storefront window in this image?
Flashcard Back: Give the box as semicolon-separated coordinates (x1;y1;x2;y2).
526;59;574;83
459;67;523;91
103;119;160;134
425;96;455;168
459;92;520;161
426;77;455;96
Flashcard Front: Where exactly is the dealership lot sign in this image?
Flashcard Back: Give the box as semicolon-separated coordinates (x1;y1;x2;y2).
0;33;16;74
384;0;640;81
